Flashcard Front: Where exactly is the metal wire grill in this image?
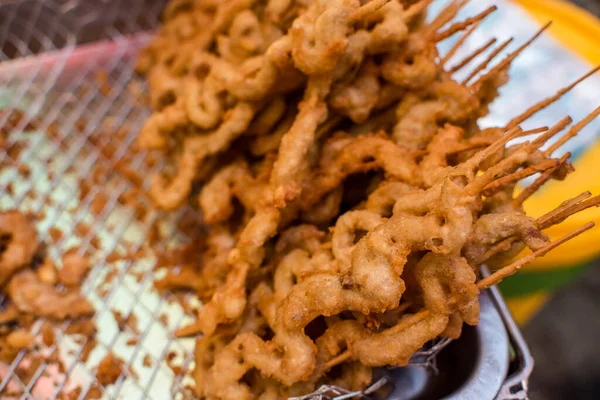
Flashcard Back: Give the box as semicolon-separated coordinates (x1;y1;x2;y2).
0;1;213;399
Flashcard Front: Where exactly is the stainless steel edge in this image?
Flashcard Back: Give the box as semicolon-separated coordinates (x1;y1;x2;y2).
483;267;535;400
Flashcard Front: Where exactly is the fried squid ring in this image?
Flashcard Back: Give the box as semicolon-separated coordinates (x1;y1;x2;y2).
365;0;410;54
301;187;343;225
202;173;485;391
184;52;225;129
149;102;256;210
217;10;266;63
184;77;225;130
413;253;479;325
137;99;188;150
419;124;465;186
364;180;416;217
331;210;384;269
289;0;356;75
199;162;267;225
381;33;438;91
147;64;182;110
329;59;380;123
301;134;422;210
392;79;479;150
313;312;448;368
247;96;287;136
216;55;280;101
249;104;296;156
463;212;550;265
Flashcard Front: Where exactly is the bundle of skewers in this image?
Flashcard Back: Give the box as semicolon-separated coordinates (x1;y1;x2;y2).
136;0;600;398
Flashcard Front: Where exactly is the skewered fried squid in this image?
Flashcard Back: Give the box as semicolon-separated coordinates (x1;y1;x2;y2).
137;0;600;398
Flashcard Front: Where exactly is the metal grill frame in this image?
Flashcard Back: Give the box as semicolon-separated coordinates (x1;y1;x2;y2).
0;1;206;399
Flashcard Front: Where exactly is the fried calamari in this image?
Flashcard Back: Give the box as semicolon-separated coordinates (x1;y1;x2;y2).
137;0;600;398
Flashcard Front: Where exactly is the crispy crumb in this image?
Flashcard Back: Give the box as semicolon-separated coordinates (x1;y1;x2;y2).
112;310;139;335
96;352;124;386
103;266;119;286
147;220;162;247
75;118;86;133
85;384;103;399
112;310;126;331
143;354;152;367
41;321;55;347
165;351;182;376
48;227;63;243
15;353;44;385
97;286;109;297
65;318;97;338
75;222;92;237
95;71;112;97
90;235;102;250
73;335;86;345
80;338;97;363
90;193;108;215
66;386;82;400
37;257;58;285
132;269;145;283
6;329;34;350
106;251;124;263
79;181;92;202
128;364;138;378
7;142;24;160
17;163;30;178
126;313;139;335
159;313;168;326
126;337;138;346
58;249;91;287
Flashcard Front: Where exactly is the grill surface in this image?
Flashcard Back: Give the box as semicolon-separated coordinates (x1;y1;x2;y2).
0;0;598;399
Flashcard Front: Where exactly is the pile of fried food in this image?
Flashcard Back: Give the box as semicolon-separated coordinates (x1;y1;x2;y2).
136;0;600;398
0;212;93;361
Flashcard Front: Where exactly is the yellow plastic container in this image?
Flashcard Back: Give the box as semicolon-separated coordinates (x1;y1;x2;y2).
502;0;600;323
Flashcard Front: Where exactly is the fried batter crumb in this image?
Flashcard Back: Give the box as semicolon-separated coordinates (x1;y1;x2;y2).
58;249;91;287
142;354;152;367
159;313;168;326
106;251;123;263
126;313;139;334
66;387;82;400
65;318;97;337
80;338;97;363
37;256;58;285
112;310;126;331
96;352;124;386
86;384;103;399
41;321;55;347
75;222;92;237
6;329;34;350
17;163;30;178
90;193;108;215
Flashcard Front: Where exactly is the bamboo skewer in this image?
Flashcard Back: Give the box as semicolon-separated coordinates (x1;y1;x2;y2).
449;38;497;73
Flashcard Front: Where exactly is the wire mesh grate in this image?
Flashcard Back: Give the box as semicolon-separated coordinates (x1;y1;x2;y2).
0;1;209;399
